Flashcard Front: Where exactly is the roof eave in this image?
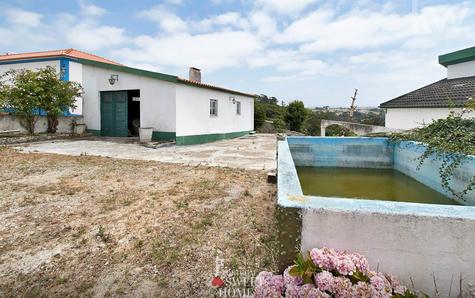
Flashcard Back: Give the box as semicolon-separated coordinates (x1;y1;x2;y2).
177;78;256;98
439;46;475;67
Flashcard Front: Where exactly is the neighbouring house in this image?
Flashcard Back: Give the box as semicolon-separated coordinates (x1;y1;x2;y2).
0;49;255;145
380;46;475;130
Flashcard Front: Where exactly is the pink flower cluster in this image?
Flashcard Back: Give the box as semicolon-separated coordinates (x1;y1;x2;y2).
252;247;409;298
310;247;368;276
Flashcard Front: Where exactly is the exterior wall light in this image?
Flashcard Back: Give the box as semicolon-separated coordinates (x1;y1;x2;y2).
229;96;236;104
109;74;119;85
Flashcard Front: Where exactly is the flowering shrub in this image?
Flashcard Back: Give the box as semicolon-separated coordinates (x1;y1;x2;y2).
252;247;417;298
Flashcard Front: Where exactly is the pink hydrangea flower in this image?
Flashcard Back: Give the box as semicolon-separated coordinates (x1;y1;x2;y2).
384;273;407;295
335;253;356;276
314;271;333;292
370;275;392;298
352;281;374;298
299;284;330;298
310;247;337;271
331;276;353;298
283;265;303;287
285;284;300;298
253;271;284;298
350;252;369;273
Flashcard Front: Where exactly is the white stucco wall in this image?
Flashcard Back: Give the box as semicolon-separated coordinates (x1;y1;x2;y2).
301;209;475;296
447;60;475;79
175;84;254;137
81;65;176;132
384;107;473;130
68;61;83;115
0;60;59;74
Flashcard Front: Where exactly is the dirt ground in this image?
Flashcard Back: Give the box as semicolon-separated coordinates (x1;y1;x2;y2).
0;147;278;297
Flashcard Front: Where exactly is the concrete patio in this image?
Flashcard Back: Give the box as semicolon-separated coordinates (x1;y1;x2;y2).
14;134;277;171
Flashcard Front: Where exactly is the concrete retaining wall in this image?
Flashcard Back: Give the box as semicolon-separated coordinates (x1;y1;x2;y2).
278;137;475;296
0;115;84;134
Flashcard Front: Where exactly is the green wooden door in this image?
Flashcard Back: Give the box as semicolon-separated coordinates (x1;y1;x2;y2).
100;91;128;137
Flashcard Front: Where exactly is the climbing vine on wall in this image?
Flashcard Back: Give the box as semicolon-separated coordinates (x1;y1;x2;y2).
389;99;475;201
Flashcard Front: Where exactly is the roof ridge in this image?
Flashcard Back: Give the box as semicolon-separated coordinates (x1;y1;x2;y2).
66;49;122;65
0;48;63;57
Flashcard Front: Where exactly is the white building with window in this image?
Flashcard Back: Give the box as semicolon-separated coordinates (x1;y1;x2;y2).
0;49;255;145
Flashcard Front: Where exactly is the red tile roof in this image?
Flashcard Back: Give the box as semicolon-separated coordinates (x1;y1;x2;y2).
0;48;122;65
0;49;255;97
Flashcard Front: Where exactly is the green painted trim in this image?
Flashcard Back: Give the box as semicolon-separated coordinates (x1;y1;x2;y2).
439;46;475;67
86;129;101;136
176;131;250;145
152;131;176;141
77;58;178;83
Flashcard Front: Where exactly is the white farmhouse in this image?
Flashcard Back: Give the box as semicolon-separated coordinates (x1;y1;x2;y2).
380;46;475;129
0;49;255;145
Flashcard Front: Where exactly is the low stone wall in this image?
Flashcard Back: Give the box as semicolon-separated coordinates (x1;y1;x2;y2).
0;115;84;134
278;137;475;296
320;119;401;136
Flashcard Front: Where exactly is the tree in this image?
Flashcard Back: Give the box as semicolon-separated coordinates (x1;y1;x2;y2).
254;101;266;129
36;66;82;133
0;69;44;134
285;100;306;132
0;66;82;134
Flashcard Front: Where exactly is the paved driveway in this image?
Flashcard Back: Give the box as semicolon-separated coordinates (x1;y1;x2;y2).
15;134;277;171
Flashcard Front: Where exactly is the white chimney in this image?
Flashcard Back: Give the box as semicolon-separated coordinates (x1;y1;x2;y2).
189;67;201;83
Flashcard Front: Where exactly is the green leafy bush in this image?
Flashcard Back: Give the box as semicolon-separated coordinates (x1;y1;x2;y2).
325;124;357;136
390;104;475;201
285;100;306;132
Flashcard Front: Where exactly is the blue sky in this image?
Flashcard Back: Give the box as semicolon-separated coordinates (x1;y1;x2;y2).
1;0;474;107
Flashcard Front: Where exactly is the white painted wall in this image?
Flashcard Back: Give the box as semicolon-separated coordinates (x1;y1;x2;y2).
301;209;475;296
81;65;176;132
0;60;59;74
69;61;83;115
385;107;473;130
175;84;254;137
447;60;475;79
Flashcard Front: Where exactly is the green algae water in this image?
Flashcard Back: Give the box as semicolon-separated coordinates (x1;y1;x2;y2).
296;167;461;205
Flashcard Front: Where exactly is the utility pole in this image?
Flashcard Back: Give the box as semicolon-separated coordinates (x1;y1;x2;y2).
349;89;358;121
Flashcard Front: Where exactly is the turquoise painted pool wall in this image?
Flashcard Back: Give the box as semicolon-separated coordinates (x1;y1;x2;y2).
278;137;475;295
287;136;475;205
394;141;475;204
288;137;393;168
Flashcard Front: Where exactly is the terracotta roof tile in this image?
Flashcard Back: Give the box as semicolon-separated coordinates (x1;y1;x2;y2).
0;48;122;65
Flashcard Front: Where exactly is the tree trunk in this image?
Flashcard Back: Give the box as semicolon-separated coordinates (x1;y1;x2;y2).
47;115;59;134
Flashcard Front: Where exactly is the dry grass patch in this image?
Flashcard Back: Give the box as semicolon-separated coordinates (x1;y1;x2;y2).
0;147;278;297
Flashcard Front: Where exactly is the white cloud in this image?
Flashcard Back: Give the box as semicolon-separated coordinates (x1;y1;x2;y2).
113;31;262;71
275;2;475;53
136;5;187;34
196;12;250;32
249;11;277;38
4;8;42;27
79;0;106;17
67;22;127;51
254;0;318;15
